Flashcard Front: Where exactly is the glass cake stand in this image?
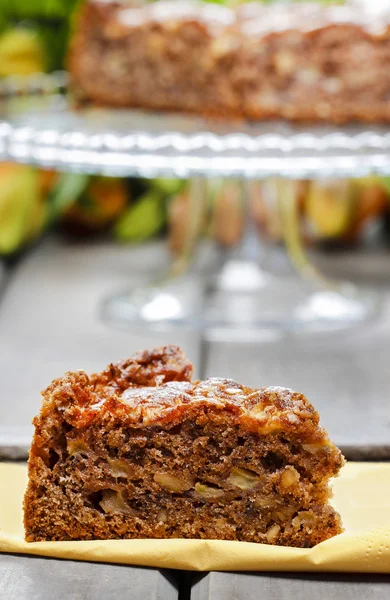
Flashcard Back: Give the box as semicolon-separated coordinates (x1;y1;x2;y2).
0;73;388;337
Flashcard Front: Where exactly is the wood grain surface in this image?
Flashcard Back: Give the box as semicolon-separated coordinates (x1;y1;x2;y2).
192;571;390;600
0;554;178;600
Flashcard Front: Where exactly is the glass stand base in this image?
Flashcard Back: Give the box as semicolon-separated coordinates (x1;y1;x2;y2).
102;260;382;340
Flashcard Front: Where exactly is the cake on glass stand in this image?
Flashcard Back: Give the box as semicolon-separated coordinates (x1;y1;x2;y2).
0;73;387;338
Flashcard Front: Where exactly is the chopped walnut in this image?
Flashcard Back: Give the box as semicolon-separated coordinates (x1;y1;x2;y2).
154;472;194;493
227;467;260;490
100;490;132;514
107;458;135;479
302;443;325;454
274;51;296;76
157;509;168;523
266;523;281;543
254;496;273;509
279;466;300;490
271;506;297;522
292;511;317;529
67;438;89;456
195;482;224;500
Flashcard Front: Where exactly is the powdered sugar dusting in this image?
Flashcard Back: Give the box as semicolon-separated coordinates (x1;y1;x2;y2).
119;1;234;29
121;380;192;403
115;378;312;430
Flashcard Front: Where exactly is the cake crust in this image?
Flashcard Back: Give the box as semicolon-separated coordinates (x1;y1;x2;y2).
24;345;344;547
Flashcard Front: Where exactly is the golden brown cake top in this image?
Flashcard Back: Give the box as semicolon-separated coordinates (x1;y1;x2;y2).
118;378;316;429
36;345;331;447
95;344;193;389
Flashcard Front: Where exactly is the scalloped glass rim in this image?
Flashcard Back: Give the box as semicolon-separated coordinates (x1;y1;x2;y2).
1;72;390;178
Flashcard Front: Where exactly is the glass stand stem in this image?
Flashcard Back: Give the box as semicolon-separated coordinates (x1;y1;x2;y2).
102;176;382;336
161;177;208;282
278;179;332;286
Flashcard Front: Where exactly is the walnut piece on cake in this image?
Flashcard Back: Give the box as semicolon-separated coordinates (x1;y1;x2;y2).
24;345;344;547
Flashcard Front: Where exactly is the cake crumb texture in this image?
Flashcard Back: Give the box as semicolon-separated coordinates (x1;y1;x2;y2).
24;344;344;547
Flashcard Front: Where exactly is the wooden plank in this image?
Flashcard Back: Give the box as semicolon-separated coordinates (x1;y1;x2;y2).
205;306;390;456
192;572;390;600
0;554;178;600
0;237;201;457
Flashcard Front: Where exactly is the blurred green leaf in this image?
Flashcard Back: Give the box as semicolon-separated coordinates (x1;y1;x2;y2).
0;165;40;255
0;0;81;70
114;191;165;243
151;178;185;197
201;0;227;4
35;20;71;71
0;27;45;76
48;172;90;222
381;178;390;197
0;0;78;20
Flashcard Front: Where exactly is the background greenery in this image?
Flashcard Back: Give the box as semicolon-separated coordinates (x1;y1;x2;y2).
1;0;388;258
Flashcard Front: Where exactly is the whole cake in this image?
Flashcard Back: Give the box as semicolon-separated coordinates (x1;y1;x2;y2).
24;345;344;546
68;0;390;123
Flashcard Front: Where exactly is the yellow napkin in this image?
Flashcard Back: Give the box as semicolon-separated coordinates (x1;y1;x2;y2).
1;462;390;573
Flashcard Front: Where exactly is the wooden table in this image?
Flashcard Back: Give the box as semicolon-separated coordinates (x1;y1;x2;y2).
1;237;389;598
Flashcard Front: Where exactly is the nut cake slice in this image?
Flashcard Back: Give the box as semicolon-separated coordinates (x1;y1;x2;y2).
69;0;390;123
24;345;344;546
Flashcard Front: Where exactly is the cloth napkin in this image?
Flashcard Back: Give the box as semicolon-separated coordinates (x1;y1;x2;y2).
1;462;389;572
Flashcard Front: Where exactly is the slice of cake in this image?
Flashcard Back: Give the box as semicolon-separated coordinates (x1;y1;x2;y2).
68;0;390;123
24;345;344;547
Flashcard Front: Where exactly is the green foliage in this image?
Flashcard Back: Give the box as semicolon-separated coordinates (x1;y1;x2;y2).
0;0;80;70
34;20;73;71
114;190;166;243
0;0;78;20
0;27;45;76
381;178;390;197
151;178;184;197
0;166;42;255
48;172;90;222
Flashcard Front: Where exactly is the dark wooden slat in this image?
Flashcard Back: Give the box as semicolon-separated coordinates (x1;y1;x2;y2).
192;572;390;600
0;554;178;600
